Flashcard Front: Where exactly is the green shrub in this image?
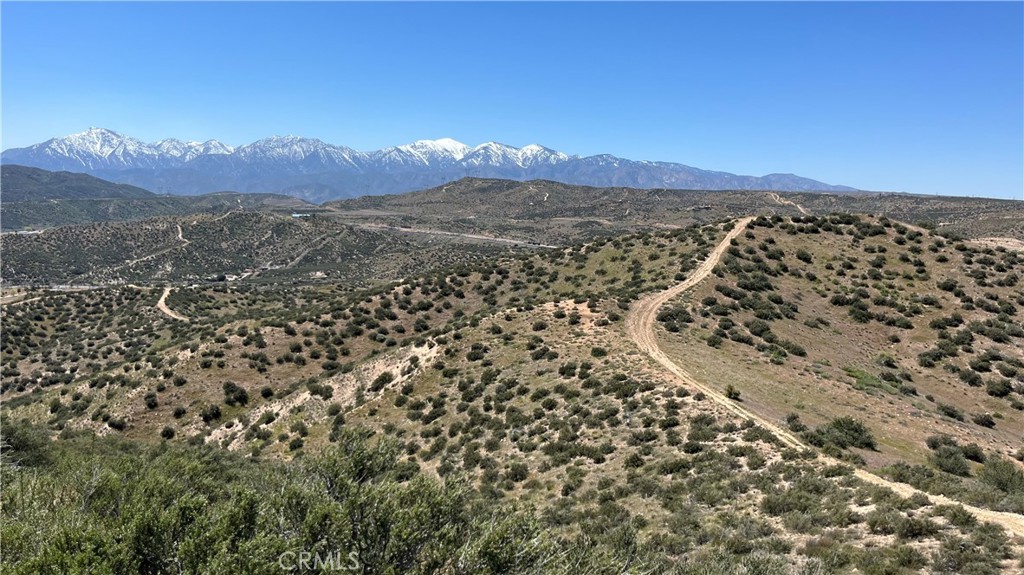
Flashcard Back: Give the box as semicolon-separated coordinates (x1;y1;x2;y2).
0;417;52;466
624;452;644;469
200;404;222;424
222;381;249;406
978;457;1024;494
370;371;395;392
896;516;939;540
937;403;965;421
785;413;807;433
931;445;970;476
972;413;995;428
985;378;1012;397
866;508;900;534
805;417;876;451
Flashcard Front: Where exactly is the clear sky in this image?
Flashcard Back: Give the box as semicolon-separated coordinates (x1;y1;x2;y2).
2;2;1022;199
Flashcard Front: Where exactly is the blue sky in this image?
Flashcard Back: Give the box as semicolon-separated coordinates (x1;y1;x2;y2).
2;2;1021;199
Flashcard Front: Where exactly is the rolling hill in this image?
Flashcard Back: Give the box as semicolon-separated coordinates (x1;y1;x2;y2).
327;178;1024;245
0;210;521;286
1;164;155;201
0;166;319;231
3;212;1023;572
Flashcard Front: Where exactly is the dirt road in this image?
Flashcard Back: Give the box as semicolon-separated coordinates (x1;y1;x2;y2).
354;223;559;249
626;216;1024;536
108;223;192;274
285;234;330;269
0;295;41;306
156;286;188;322
769;192;811;215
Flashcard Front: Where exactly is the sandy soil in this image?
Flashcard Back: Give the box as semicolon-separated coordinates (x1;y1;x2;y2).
973;237;1024;252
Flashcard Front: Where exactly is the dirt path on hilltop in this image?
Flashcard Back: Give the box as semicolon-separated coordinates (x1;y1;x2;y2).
625;216;1024;536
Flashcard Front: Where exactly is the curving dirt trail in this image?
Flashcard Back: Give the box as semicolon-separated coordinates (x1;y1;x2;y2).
768;192;810;215
156;286;189;322
626;217;1024;536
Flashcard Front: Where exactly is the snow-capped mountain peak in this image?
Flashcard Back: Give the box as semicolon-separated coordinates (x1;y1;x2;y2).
472;141;510;151
372;138;473;169
154;139;192;156
403;138;470;160
463;141;523;166
518;144;571;166
32;128;164;169
199;140;235;156
60;128;145;157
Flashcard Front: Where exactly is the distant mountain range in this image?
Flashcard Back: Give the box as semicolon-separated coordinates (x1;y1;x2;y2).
2;128;858;202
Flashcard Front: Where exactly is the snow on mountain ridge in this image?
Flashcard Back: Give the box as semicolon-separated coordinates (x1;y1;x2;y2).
233;136;365;170
518;144;571;167
15;129;577;169
462;142;523;167
61;128;151;157
155;139;235;161
373;138;473;169
1;128;858;197
403;138;471;160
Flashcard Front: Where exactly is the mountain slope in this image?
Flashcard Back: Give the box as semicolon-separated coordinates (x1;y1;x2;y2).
2;128;857;200
0;166;320;230
1;164;155;201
